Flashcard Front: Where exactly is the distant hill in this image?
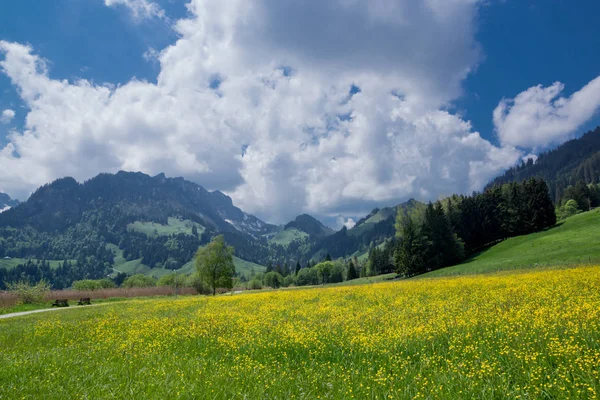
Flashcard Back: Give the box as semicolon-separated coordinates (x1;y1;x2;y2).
285;214;333;238
0;192;19;212
487;126;600;202
308;199;426;260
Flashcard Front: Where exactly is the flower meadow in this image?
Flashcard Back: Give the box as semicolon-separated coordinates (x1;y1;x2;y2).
1;267;600;399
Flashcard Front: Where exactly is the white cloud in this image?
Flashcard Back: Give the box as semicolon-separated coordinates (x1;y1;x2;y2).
104;0;165;21
0;0;524;224
1;109;15;124
337;217;356;230
494;76;600;149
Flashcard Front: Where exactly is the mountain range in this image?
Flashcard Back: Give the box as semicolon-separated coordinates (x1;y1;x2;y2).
1;125;599;287
0;171;424;288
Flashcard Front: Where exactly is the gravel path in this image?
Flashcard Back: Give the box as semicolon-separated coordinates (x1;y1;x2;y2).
0;304;106;320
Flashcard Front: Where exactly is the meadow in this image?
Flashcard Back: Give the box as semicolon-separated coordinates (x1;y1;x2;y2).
1;266;599;399
425;208;600;277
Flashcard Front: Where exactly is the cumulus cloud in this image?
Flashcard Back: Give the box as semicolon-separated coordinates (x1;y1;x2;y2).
0;0;524;223
104;0;164;21
494;76;600;149
1;109;15;124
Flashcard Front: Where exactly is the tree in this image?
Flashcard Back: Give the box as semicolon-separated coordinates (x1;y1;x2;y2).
122;274;156;288
264;271;283;288
395;218;425;276
325;253;332;262
295;261;301;276
195;235;235;295
346;260;358;281
556;199;580;220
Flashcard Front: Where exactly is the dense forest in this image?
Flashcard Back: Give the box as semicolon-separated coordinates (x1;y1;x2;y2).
488;126;600;202
392;178;556;276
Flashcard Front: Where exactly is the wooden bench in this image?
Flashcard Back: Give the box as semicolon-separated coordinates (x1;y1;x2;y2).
51;299;69;307
77;297;91;305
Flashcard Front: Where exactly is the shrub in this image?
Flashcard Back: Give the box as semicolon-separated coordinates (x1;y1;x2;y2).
297;267;319;286
264;272;283;289
157;273;187;288
186;273;211;295
98;278;117;289
6;280;51;304
282;275;296;287
122;274;157;288
72;280;102;291
247;279;263;290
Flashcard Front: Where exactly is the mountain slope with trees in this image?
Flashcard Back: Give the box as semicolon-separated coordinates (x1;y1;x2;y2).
487;126;600;202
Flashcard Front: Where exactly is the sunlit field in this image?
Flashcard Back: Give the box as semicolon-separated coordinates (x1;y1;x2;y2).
2;267;600;399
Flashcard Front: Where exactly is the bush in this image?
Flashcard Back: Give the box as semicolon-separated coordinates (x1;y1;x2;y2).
157;273;187;288
283;275;296;287
72;280;102;291
6;280;51;304
297;267;319;286
247;279;263;290
264;272;283;289
186;273;211;295
121;274;157;288
98;278;117;289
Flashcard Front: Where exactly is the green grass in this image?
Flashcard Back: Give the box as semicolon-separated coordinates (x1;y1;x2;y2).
1;267;599;398
109;242;264;280
426;208;600;278
233;257;266;279
328;272;397;286
127;217;205;238
268;228;308;246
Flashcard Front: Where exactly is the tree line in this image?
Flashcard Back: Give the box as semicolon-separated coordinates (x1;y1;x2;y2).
393;178;556;276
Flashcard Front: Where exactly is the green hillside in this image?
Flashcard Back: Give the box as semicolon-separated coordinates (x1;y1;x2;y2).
127;217;205;237
425;209;600;277
109;243;264;280
269;228;308;246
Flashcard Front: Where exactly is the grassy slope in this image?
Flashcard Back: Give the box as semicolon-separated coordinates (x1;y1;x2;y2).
127;217;205;237
268;228;308;246
426;209;600;278
109;243;264;279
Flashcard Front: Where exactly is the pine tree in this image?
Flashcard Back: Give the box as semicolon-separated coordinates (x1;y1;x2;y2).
347;260;358;280
295;261;301;276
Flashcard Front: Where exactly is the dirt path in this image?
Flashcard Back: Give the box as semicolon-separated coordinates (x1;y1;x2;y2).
0;303;108;320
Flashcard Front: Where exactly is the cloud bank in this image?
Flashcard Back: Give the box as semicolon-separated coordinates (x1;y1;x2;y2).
494;76;600;149
1;0;527;223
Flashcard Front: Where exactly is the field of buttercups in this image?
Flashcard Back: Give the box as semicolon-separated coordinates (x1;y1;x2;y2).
1;266;599;399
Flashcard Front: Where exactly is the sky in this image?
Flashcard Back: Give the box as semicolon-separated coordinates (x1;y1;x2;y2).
1;0;600;228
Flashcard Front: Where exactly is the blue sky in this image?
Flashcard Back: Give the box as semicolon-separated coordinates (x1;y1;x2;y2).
1;0;600;226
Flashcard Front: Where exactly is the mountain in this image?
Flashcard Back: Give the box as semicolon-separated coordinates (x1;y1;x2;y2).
0;171;284;288
285;214;334;238
0;192;19;213
1;172;276;237
308;199;426;260
0;170;421;288
487;126;600;202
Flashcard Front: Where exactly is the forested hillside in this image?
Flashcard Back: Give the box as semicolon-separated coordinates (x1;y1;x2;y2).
488;126;600;202
0;172;281;288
